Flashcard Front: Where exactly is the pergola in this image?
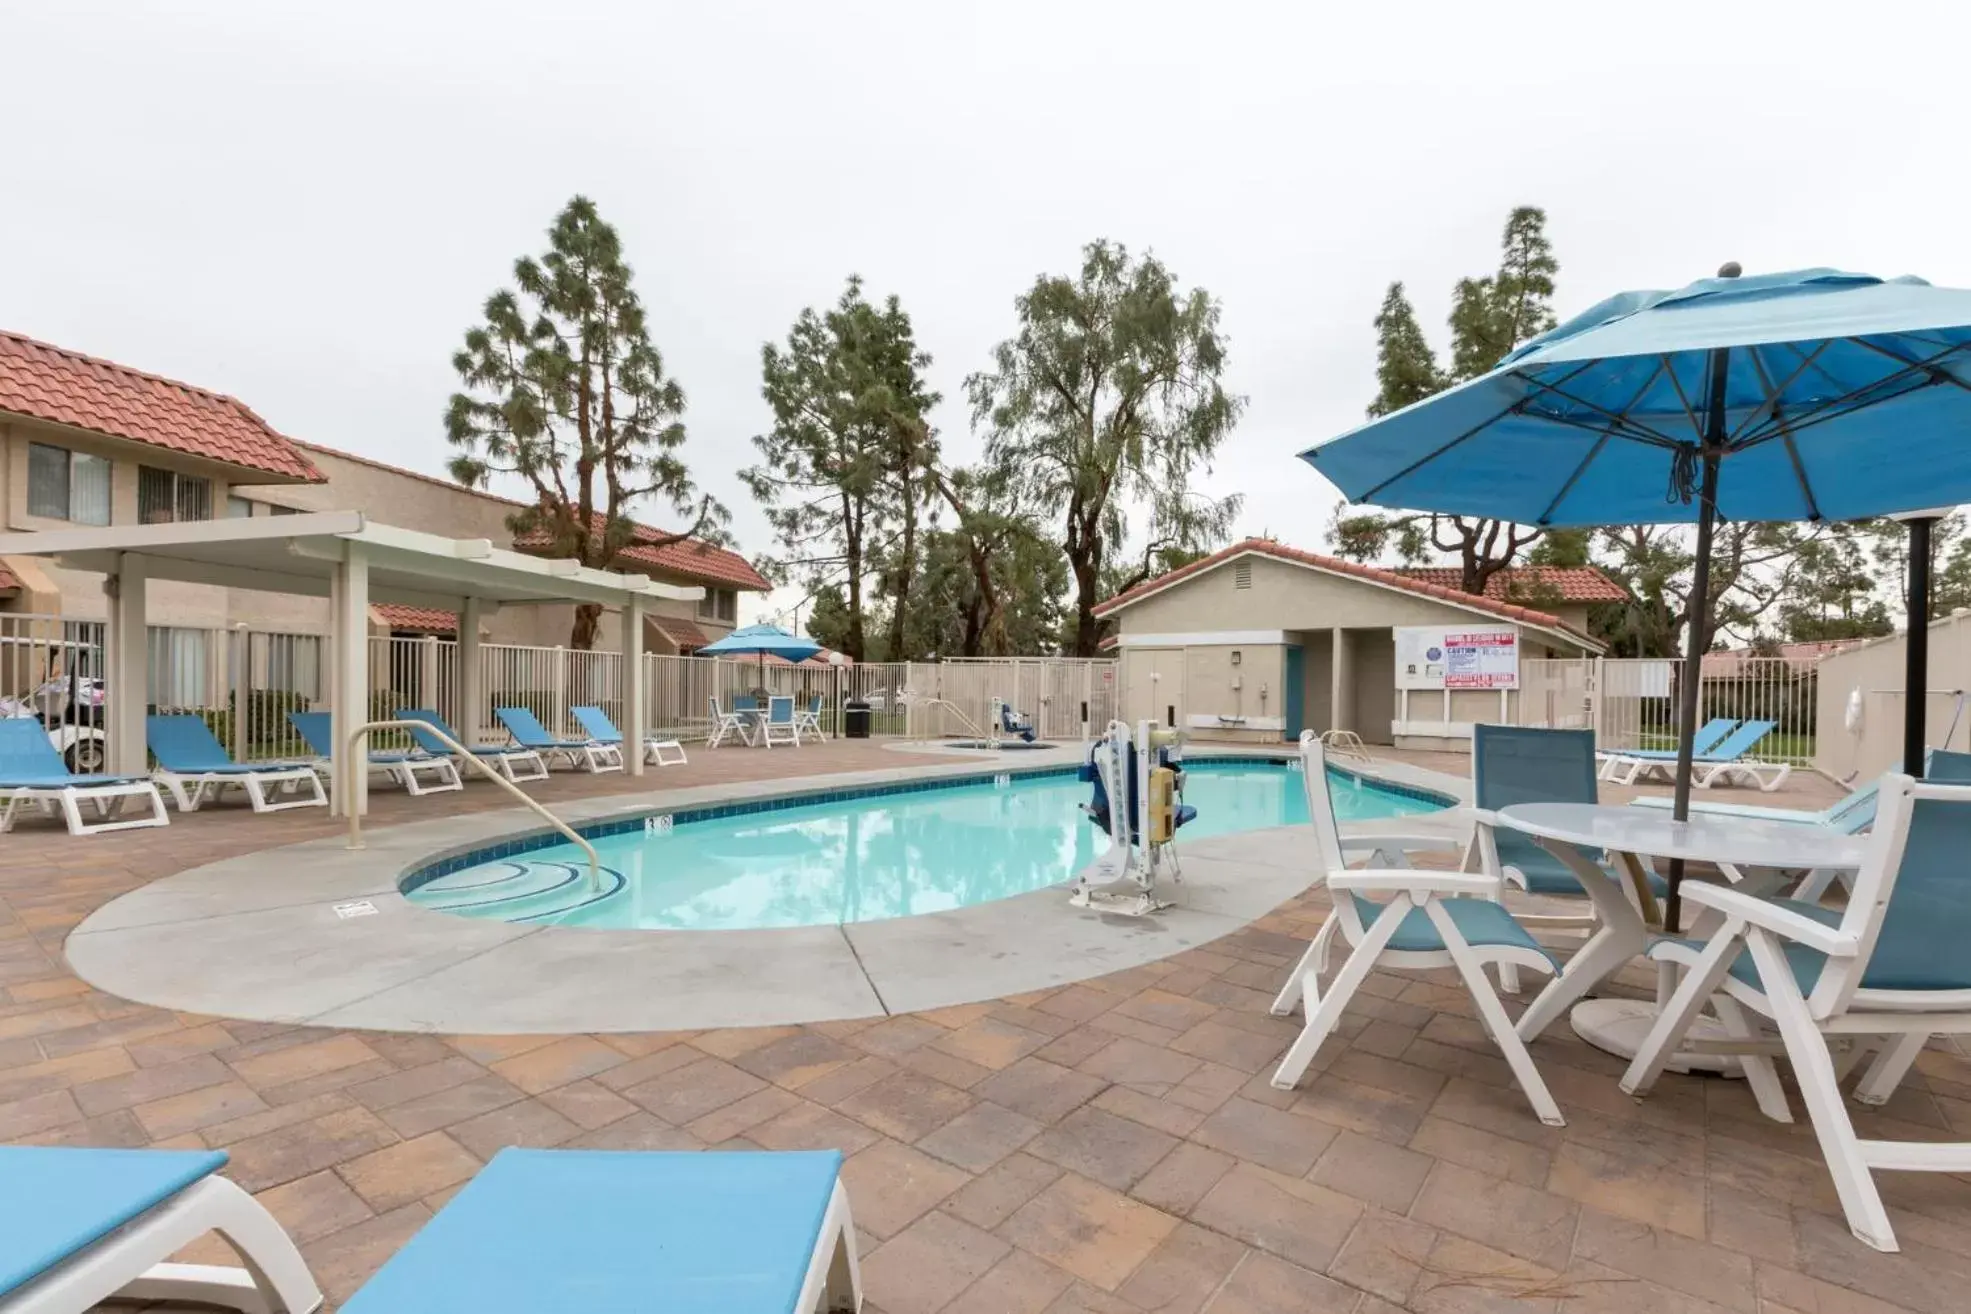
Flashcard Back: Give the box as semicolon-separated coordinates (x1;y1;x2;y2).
0;512;701;813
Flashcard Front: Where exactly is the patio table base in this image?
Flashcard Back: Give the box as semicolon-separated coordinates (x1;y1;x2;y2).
1571;999;1742;1076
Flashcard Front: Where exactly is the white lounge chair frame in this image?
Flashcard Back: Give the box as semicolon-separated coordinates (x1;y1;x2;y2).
3;1171;322;1314
796;1176;862;1313
1267;735;1565;1126
1622;775;1971;1252
758;696;801;749
539;740;625;774
377;754;463;794
707;698;752;749
644;736;688;766
155;764;327;814
0;780;170;837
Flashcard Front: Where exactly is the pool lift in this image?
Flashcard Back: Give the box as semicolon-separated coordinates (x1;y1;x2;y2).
1074;719;1195;916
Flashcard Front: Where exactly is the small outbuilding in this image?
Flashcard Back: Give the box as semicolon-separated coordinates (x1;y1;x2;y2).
1094;539;1611;749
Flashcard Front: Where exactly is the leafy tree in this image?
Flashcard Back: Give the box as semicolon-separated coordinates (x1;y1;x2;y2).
968;240;1245;656
743;278;936;661
1776;529;1894;642
446;196;728;649
1585;521;1821;657
1328;207;1559;594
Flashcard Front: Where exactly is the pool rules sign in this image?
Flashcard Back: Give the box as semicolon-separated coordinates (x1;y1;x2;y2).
1394;626;1520;690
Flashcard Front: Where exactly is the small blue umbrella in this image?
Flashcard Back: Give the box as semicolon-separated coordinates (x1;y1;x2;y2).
1301;266;1971;926
696;624;822;687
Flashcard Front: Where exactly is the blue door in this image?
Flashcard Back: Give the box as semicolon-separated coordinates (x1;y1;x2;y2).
1282;645;1305;742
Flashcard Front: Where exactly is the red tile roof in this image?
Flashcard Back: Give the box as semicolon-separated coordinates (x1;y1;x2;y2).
0;563;19;594
649;616;710;650
1392;566;1630;605
372;604;457;634
1093;538;1599;645
0;331;323;483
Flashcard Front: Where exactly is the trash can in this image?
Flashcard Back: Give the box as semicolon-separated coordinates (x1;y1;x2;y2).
843;698;872;740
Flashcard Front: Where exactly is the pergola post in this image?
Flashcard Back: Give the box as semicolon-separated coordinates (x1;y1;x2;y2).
1330;627;1351;735
329;542;370;817
106;552;148;776
623;596;646;778
459;596;485;750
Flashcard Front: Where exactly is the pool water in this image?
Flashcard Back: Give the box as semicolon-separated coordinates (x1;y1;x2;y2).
404;762;1443;931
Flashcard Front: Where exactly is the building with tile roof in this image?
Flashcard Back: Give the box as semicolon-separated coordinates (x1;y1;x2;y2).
0;330;765;660
1093;538;1603;750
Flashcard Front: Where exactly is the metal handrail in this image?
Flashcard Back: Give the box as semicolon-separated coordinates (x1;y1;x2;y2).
343;719;601;892
911;696;987;742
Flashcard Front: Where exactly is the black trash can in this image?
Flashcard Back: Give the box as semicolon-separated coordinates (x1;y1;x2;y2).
843;698;872;739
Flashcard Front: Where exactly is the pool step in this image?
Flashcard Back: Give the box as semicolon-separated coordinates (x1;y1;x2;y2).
416;860;626;924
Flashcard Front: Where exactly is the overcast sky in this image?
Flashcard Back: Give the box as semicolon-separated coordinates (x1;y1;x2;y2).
8;1;1971;626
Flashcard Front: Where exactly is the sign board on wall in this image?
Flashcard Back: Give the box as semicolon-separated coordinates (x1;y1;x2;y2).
1394;626;1520;690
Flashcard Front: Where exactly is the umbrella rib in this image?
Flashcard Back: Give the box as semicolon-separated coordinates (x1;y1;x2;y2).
1347;364;1580;502
1731;338;1971;449
1724;340;1836;447
1745;348;1823;521
1845;336;1971;395
1660;356;1708;442
1516;373;1686;447
1533;358;1669;525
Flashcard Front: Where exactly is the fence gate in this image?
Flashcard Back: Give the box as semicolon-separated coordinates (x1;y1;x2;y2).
1519;658;1595;734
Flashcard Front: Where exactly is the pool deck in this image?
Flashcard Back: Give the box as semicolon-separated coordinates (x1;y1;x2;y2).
4;741;1968;1314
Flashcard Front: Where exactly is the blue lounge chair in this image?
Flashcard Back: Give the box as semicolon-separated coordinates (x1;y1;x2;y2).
757;695;801;748
145;714;326;814
495;706;624;773
0;718;168;837
1597;717;1736;782
0;1145;320;1313
0;1145;862;1314
571;705;688;766
1472;725;1667;954
1602;720;1791;792
998;700;1037;743
1623;775;1971;1253
287;711;461;795
398;709;547;783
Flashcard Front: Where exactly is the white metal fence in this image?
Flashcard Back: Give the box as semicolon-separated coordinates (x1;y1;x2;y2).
1519;654;1822;766
0;612;1119;762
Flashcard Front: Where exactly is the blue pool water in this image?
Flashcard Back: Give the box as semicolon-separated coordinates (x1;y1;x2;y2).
404;762;1444;931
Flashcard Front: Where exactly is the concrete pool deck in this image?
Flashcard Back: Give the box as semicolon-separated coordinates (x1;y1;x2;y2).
64;749;1469;1033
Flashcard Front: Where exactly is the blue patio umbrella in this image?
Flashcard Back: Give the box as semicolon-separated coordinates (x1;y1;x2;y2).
696;623;822;687
1301;265;1971;927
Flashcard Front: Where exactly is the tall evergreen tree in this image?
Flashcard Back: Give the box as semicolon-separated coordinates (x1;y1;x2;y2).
446;196;727;649
968;240;1244;656
1328;207;1558;594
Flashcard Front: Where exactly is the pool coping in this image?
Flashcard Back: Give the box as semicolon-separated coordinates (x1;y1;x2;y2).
63;750;1472;1034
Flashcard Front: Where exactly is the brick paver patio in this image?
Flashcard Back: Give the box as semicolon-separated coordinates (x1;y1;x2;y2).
2;743;1964;1312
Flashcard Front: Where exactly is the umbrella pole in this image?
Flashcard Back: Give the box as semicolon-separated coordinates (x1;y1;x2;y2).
1663;447;1719;934
1905;515;1937;780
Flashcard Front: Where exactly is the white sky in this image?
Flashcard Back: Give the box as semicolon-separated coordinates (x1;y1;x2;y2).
8;1;1971;628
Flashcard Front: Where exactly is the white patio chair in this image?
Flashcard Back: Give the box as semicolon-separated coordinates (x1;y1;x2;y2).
1268;733;1566;1127
706;698;752;749
1621;774;1971;1252
794;696;826;742
759;696;801;748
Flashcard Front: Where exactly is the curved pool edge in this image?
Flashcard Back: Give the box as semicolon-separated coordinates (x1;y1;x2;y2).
63;751;1470;1035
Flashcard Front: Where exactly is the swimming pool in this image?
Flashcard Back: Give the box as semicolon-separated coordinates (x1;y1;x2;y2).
403;760;1447;932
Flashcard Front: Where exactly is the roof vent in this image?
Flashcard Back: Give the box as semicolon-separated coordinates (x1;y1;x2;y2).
1233;561;1252;590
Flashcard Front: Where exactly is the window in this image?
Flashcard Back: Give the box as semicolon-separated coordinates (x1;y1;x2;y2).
226;495;254;518
146;627;211;707
26;443;111;525
138;466;212;524
697;587;737;623
271;504;300;515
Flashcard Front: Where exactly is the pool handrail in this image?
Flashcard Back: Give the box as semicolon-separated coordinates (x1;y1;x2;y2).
911;697;988;742
342;719;600;892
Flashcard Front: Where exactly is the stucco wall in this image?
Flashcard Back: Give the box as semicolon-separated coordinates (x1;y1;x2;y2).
1814;612;1971;780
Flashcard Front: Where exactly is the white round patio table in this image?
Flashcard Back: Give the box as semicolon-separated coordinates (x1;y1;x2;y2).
1496;802;1868;1071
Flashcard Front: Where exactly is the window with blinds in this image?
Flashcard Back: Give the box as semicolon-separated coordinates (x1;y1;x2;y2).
27;443;111;525
139;466;213;524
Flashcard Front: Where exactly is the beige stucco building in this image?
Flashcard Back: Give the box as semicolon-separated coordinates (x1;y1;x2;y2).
0;330;767;657
1095;540;1609;749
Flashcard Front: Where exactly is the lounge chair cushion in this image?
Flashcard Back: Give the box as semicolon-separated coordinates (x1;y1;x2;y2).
340;1148;843;1314
1348;893;1560;968
0;1146;227;1298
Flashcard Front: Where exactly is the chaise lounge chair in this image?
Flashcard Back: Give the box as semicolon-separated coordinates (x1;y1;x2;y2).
287;711;462;795
1601;719;1791;792
495;707;624;773
571;705;688;766
146;714;327;814
0;718;169;837
1596;717;1736;783
0;1144;862;1314
397;709;548;783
